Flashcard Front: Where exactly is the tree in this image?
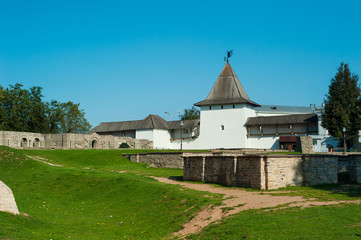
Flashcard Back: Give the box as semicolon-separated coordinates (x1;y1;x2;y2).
57;101;92;133
179;106;200;120
2;84;31;132
0;83;92;134
46;100;64;133
28;86;49;133
321;63;361;149
0;86;5;130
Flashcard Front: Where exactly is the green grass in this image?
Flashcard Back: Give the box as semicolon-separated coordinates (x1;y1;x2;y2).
267;184;361;201
0;147;221;239
22;149;184;177
188;204;361;239
2;147;361;239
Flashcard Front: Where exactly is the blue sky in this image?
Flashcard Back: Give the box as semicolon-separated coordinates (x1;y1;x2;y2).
1;0;361;127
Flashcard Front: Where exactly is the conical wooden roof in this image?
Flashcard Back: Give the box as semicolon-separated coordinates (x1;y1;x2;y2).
194;63;260;107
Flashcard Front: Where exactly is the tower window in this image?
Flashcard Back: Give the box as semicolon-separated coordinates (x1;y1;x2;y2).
221;125;225;130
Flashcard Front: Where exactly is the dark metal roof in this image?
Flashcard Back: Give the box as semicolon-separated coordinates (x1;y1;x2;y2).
194;62;260;107
256;105;314;114
245;114;318;126
90;115;199;133
167;119;200;130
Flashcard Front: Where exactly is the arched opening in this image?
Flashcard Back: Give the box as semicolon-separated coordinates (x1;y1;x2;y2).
119;142;130;149
34;138;41;147
91;139;98;149
21;138;28;148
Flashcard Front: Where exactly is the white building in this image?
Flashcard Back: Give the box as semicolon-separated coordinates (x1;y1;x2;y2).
91;62;337;152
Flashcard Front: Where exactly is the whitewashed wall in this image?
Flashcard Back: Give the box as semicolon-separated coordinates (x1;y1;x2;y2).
247;136;280;149
152;129;171;149
196;104;256;149
136;129;154;141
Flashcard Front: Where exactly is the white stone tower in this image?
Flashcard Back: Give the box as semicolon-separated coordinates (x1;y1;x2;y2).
194;62;260;149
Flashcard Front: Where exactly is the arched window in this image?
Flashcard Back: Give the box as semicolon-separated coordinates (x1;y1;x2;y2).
91;140;98;149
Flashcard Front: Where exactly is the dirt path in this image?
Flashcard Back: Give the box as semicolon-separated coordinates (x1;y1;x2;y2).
26;155;63;167
151;176;361;238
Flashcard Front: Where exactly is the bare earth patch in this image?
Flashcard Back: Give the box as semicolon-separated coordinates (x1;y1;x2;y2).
151;176;361;238
26;155;63;167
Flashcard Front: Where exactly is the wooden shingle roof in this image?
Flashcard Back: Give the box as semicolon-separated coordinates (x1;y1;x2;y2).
245;114;318;126
90;115;199;133
194;62;260;107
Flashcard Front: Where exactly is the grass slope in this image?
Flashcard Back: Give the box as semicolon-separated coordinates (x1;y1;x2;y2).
23;149;184;177
188;204;361;239
0;147;220;239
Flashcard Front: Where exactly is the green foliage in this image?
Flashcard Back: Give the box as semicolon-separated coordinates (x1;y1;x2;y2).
0;147;220;239
0;84;91;133
179;106;200;120
58;101;92;133
322;63;361;148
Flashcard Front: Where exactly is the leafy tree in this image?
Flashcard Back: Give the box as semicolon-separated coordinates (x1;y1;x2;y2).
46;100;64;133
321;63;361;149
0;86;5;130
57;101;92;133
28;86;49;133
2;83;31;132
179;106;200;120
0;83;91;134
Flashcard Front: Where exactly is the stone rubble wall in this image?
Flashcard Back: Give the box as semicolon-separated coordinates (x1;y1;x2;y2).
0;131;153;149
183;153;350;190
126;152;184;169
347;155;361;183
183;156;205;181
296;136;314;154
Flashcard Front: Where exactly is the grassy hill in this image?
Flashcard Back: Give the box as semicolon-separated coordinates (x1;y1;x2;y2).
0;147;221;239
2;147;361;239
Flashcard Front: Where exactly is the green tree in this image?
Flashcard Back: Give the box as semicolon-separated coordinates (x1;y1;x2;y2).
28;86;49;133
2;84;31;132
321;63;361;149
46;100;64;133
179;106;200;120
0;86;5;130
57;101;92;133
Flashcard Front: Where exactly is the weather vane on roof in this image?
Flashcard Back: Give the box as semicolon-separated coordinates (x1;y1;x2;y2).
224;50;234;63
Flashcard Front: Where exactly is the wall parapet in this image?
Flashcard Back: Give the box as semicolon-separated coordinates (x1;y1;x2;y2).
183;153;358;190
125;152;184;169
0;130;152;149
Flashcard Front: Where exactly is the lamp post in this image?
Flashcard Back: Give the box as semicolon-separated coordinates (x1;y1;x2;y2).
180;120;184;151
165;111;180;121
342;127;346;154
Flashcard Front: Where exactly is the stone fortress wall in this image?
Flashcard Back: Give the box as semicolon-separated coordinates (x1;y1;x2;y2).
183;153;361;190
0;131;153;149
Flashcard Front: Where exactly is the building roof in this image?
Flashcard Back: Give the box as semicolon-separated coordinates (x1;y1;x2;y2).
167;119;200;130
194;62;260;107
245;113;318;126
90;115;199;133
256;105;314;114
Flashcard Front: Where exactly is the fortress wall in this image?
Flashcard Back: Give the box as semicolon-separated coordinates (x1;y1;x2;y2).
183;154;344;190
0;131;152;149
127;152;184;169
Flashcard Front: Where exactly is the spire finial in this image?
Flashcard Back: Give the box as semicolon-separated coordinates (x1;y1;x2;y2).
224;50;234;63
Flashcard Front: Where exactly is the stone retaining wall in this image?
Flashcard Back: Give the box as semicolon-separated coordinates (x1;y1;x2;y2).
183;153;353;190
0;131;152;149
125;152;184;169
